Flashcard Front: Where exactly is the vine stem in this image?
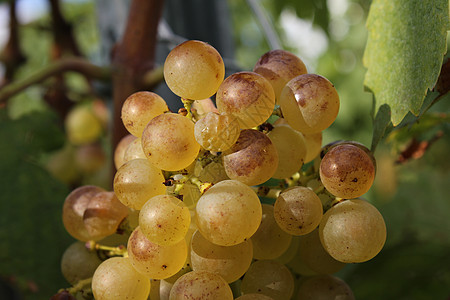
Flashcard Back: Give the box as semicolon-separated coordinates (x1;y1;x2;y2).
65;277;92;295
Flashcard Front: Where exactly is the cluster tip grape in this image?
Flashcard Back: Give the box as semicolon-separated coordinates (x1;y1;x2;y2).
58;40;386;300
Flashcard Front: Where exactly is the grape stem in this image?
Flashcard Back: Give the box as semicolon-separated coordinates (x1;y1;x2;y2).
181;98;194;120
59;277;92;296
251;186;282;199
86;241;128;257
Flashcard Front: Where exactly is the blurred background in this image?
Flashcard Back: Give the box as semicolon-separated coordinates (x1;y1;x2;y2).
0;0;449;299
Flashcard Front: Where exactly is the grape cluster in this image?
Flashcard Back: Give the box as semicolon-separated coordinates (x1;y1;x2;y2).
58;40;386;299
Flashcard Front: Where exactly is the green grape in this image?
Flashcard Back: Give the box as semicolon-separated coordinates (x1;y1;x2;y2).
194;112;240;152
236;294;275;300
176;182;201;208
267;123;307;179
296;275;355;300
121;91;168;137
250;204;292;260
241;260;295;300
62;185;105;241
274;186;323;236
83;191;129;240
169;270;233;300
92;256;150;300
123;137;146;163
114;134;136;170
216;71;276;129
297;228;346;274
65;104;103;145
223;129;278;186
319;144;375;199
139;194;191;246
164;40;225;100
195;180;262;246
141;113;200;171
275;235;300;265
319;199;386;263
61;242;101;285
253;49;307;103
196;160;229;184
190;230;253;283
303;132;322;163
128;226;188;280
279;74;339;134
113;158;166;210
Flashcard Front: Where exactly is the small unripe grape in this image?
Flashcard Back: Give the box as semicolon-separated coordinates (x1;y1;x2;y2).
216;71;276;129
164;40;225;100
320;144;375;199
280;74;339;134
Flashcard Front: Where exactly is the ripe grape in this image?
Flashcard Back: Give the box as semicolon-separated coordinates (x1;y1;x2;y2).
319;144;375;199
194;111;240;152
139;194;191;246
319;199;386;263
241;260;295;300
164;40;225;100
223;129;278;186
236;294;275;300
303;132;322;163
169;270;233;300
83;191;129;240
195;180;262;246
253;49;307;103
267;123;307;179
114;134;136;170
62;185;105;241
128;227;188;279
216;71;276;129
279;74;339;134
296;275;355;300
274;186;323;236
92;256;150;300
121;91;168;137
113;159;166;210
61;242;101;285
65;104;103;145
250;204;292;260
141;113;200;171
123;137;146;162
190;230;253;283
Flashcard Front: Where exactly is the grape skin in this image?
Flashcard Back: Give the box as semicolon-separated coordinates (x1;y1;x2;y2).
236;294;275;300
123;137;146;163
296;275;355;300
61;242;102;285
114;134;136;170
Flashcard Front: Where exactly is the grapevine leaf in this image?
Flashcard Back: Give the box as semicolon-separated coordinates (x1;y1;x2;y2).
363;0;449;126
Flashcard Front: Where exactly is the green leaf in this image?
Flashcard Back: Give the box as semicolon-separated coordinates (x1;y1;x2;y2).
363;0;449;126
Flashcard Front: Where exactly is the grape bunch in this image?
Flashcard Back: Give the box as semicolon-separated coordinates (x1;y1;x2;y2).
57;40;386;300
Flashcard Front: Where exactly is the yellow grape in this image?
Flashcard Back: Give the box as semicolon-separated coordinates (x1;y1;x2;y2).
65;104;103;145
141;113;200;171
92;257;150;300
236;294;275;300
113;159;166;210
139;194;191;246
114;134;136;170
303;132;322;163
297;275;355;300
164;40;225;100
279;74;339;134
216;71;275;129
123;137;146;163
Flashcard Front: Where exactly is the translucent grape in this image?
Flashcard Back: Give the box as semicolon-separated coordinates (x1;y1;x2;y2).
275;235;300;265
267;123;307;179
169;270;233;300
113;159;166;210
123;137;146;163
139;194;191;246
241;260;294;300
194;112;240;152
319;199;386;263
253;49;307;103
279;74;339;134
296;275;355;300
190;230;253;283
164;40;225;100
121;91;168;137
61;242;101;285
236;294;275;300
114;134;136;170
216;71;276;129
128;227;188;279
274;186;323;236
250;204;292;260
303;132;322;163
83;191;129;240
319;144;375;199
141;113;200;171
195;180;262;246
62;185;104;241
196;160;229;184
92;257;150;300
223;129;278;186
297;228;346;274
